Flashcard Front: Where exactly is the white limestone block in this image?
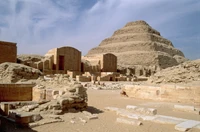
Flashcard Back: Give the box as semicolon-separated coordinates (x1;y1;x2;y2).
116;117;142;126
104;107;119;112
175;120;200;131
174;105;194;112
126;105;157;115
153;115;187;125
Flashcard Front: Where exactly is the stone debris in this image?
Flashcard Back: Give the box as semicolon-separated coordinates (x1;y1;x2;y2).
70;120;75;124
82;111;98;120
149;59;200;84
79;117;87;123
84;82;125;90
104;107;120;112
105;106;200;131
126;105;157;115
175;120;200;132
116;117;142;126
29;118;64;128
0;62;42;83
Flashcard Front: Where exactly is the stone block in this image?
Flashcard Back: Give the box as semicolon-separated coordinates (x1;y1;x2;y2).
116;117;142;126
152;115;187;125
175;120;200;132
126;105;157;115
174;105;194;112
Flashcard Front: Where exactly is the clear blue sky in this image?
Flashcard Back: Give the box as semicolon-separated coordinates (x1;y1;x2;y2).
0;0;199;60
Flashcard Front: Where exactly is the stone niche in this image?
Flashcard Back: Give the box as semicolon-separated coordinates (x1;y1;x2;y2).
0;41;17;64
45;46;81;73
0;84;35;102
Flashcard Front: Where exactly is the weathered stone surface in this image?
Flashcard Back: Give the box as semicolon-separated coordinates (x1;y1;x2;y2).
86;20;186;70
174;105;195;112
122;84;200;104
153;115;187;125
126;105;157;115
175;120;200;132
0;62;42;83
116;117;142;126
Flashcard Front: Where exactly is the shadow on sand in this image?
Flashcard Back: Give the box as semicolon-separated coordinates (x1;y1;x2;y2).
0;117;37;132
86;106;104;114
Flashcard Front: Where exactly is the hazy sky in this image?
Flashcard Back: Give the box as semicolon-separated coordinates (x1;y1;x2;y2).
0;0;199;60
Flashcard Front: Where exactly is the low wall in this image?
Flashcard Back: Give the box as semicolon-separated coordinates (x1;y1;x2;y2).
122;84;200;104
76;76;91;82
0;84;35;102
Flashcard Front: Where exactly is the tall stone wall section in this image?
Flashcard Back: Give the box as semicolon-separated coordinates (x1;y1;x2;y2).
0;41;17;64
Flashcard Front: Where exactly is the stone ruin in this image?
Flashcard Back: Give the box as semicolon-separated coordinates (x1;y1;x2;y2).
87;20;188;73
0;74;88;126
149;59;200;84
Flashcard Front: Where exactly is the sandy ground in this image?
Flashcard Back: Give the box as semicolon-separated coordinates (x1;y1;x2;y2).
32;89;199;132
1;88;200;132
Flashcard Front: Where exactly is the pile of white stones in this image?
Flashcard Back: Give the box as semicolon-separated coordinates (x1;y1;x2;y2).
105;105;200;132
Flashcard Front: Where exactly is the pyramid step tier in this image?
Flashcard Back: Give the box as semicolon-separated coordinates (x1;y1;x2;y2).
113;25;160;36
88;42;184;57
100;34;173;47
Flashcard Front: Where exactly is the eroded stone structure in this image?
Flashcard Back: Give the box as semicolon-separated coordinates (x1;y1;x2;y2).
86;20;187;72
82;53;117;73
0;41;17;64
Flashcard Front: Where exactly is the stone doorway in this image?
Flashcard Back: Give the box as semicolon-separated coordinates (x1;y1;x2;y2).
59;55;64;70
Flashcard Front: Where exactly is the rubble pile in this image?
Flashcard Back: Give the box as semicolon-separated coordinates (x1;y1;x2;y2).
149;59;200;84
0;62;42;83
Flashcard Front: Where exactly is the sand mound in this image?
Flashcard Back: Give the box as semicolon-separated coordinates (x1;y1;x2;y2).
0;62;43;83
87;20;187;70
149;59;200;84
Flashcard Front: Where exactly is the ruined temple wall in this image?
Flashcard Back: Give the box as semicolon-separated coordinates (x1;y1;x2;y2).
122;84;200;104
0;84;34;101
0;41;17;64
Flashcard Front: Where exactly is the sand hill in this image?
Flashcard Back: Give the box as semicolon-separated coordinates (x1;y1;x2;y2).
87;20;187;70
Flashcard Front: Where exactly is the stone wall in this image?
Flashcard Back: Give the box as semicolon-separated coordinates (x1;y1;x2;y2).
121;84;200;104
0;41;17;64
0;84;34;102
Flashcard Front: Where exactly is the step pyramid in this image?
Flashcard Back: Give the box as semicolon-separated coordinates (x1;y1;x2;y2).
86;20;187;70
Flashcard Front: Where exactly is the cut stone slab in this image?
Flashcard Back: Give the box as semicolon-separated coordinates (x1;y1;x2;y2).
116;117;142;126
126;105;157;115
174;105;194;112
175;120;200;132
152;115;187;125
